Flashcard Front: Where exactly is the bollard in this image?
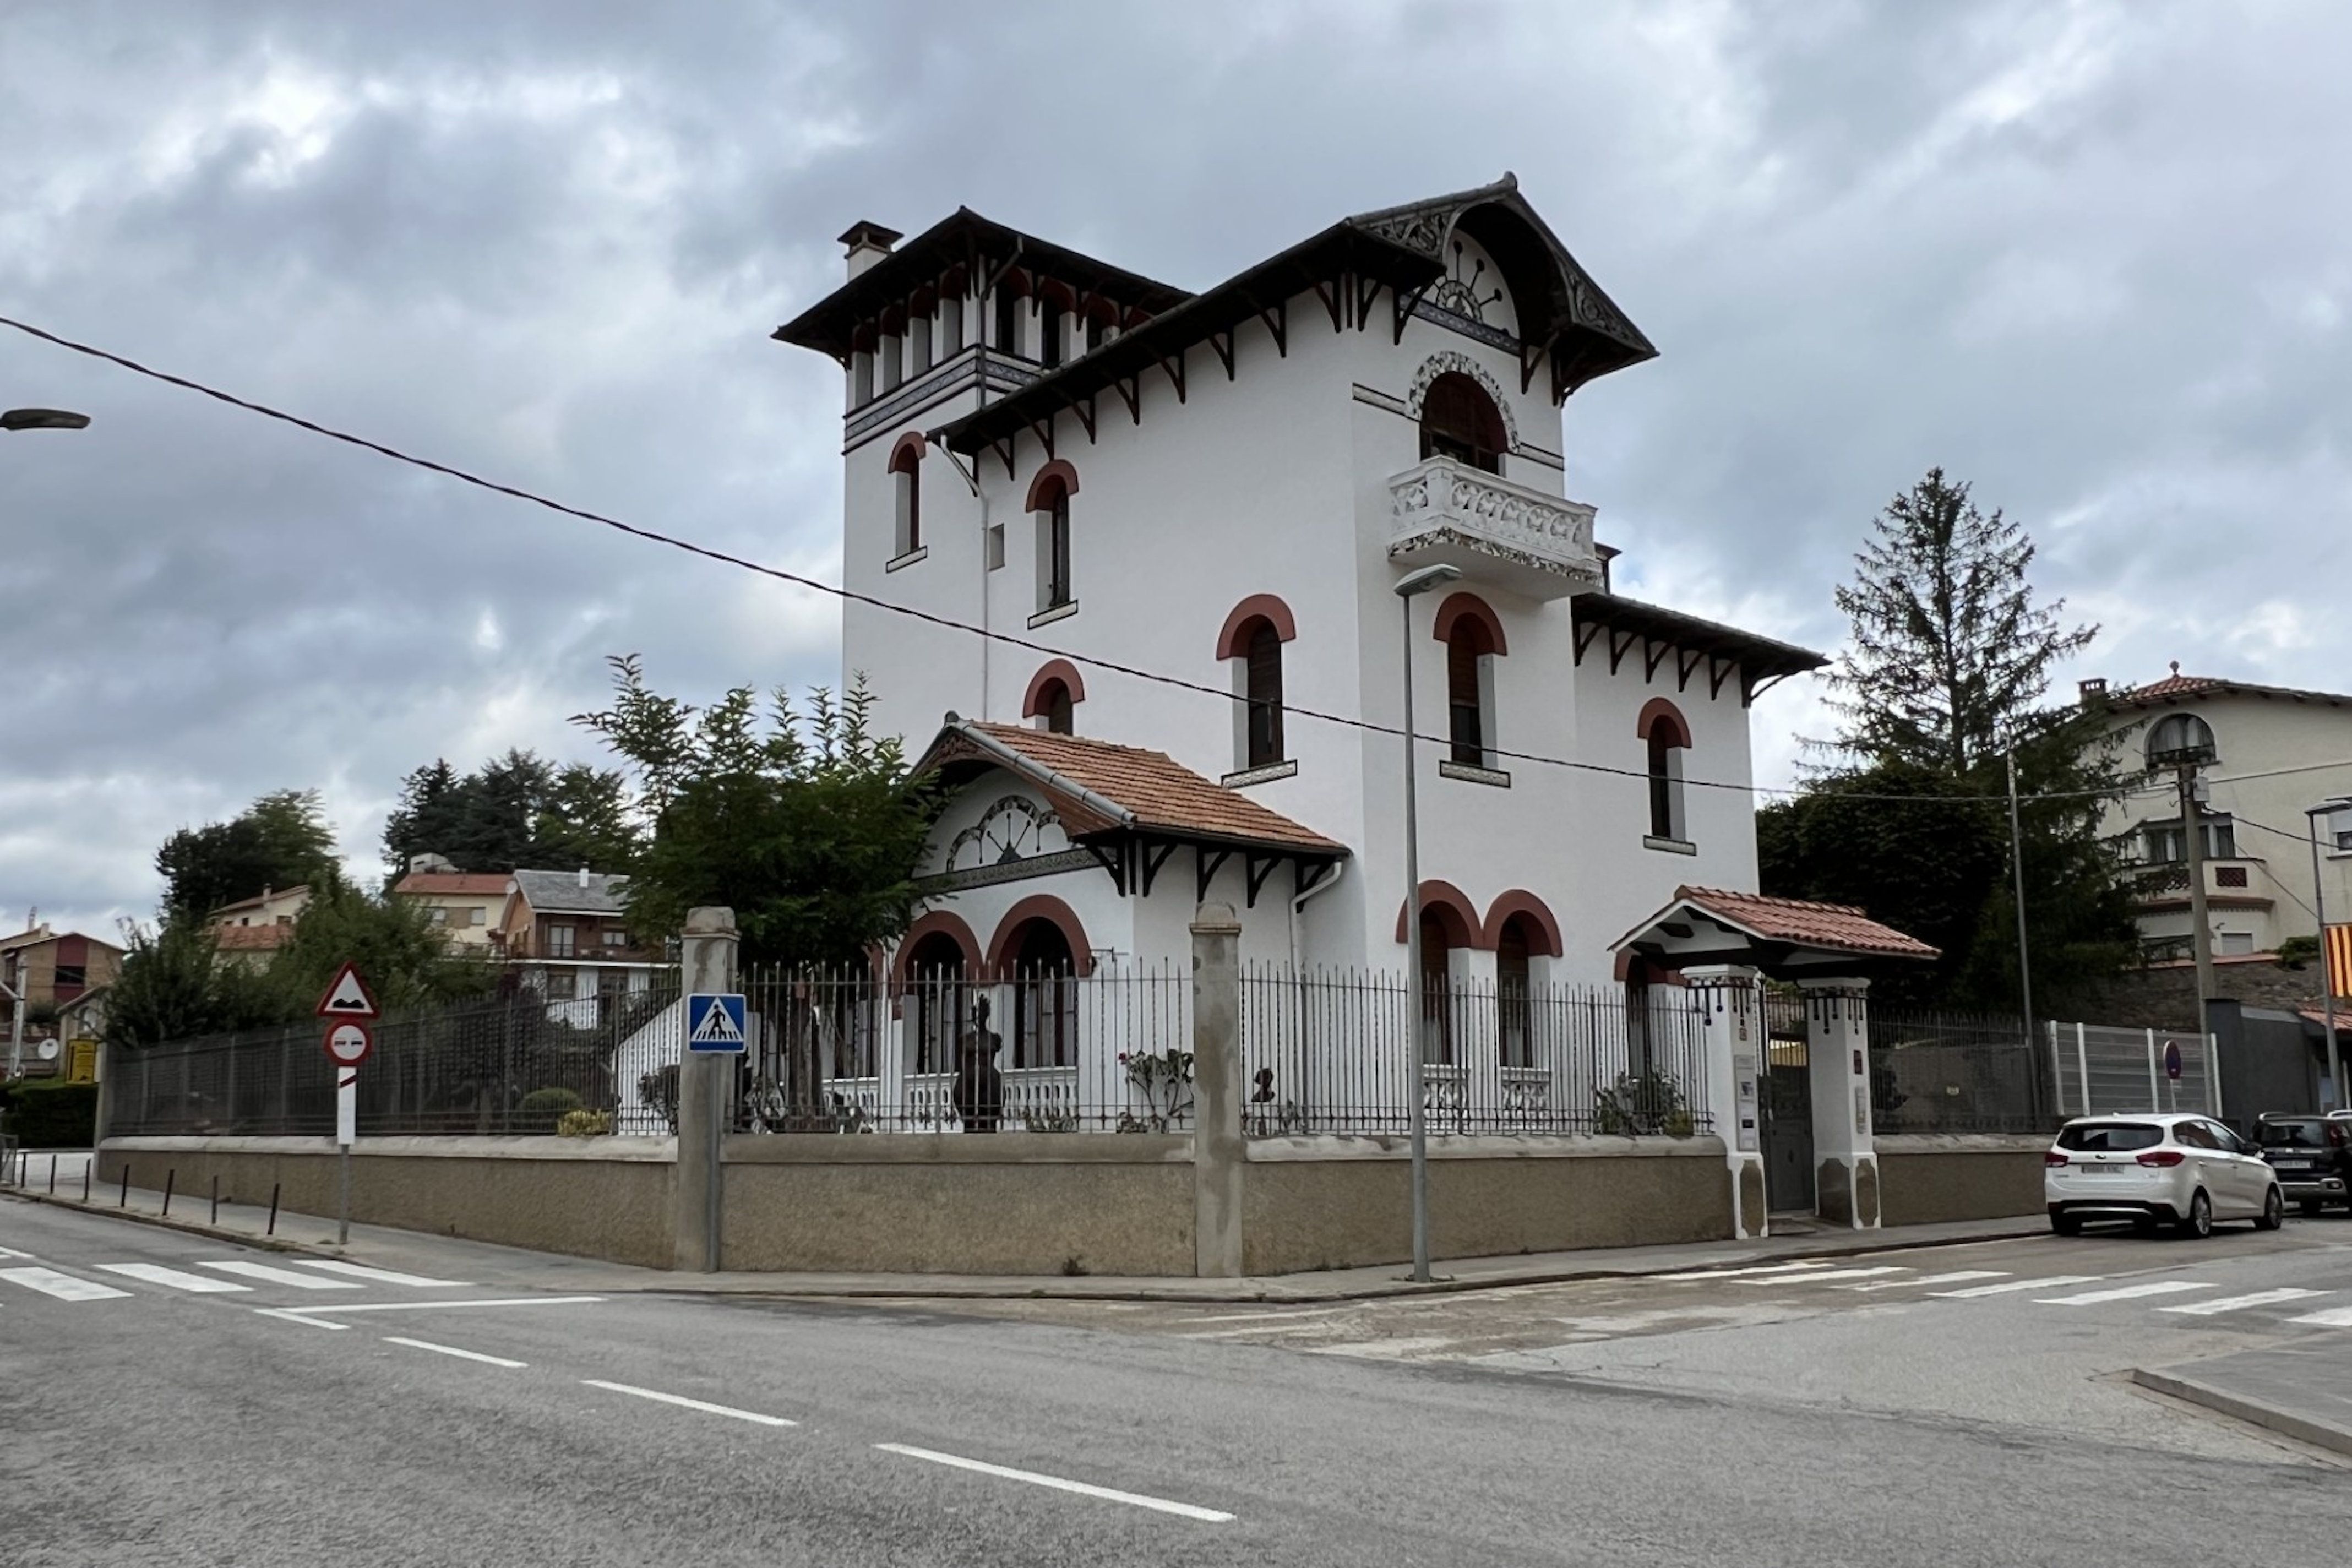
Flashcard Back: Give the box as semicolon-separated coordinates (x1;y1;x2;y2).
266;1182;281;1237
48;1154;57;1195
119;1165;129;1208
161;1168;175;1217
82;1159;91;1201
210;1174;220;1226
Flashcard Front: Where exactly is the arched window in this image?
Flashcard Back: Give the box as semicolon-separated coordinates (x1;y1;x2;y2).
1033;477;1073;611
1419;371;1507;473
902;930;967;1074
1496;914;1536;1070
1037;679;1075;735
992;280;1023;355
907;287;936;375
1420;909;1458;1068
1243;621;1284;767
888;438;922;558
1447;618;1494;767
1010;920;1077;1069
1023;659;1085;734
1639;700;1691;843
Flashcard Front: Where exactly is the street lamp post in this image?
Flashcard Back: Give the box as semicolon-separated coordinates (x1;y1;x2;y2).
2306;797;2352;1111
1395;561;1461;1284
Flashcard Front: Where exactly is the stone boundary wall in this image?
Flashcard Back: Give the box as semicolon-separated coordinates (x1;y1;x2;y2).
1874;1134;2050;1227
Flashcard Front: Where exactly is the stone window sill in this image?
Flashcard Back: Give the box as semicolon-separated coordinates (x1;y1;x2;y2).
885;546;929;573
1028;600;1079;629
1438;760;1511;788
1643;835;1698;856
1222;760;1298;789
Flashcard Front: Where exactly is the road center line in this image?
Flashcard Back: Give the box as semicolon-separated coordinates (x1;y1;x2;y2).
2160;1288;2326;1316
582;1380;796;1427
385;1336;526;1368
873;1442;1235;1522
2034;1281;2214;1306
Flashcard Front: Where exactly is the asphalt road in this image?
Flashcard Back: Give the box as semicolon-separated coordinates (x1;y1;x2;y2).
4;1197;2349;1567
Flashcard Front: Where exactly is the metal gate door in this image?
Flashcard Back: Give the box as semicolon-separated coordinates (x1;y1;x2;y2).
1763;1038;1815;1212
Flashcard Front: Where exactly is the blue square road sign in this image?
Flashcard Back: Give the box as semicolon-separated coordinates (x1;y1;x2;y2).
685;992;748;1053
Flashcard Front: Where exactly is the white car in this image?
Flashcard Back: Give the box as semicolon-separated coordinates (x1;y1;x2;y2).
2045;1113;2284;1238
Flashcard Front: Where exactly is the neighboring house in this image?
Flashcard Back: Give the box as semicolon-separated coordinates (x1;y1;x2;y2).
1;926;126;1010
2089;668;2352;961
390;868;511;948
203;884;311;962
772;176;1859;998
495;869;665;1002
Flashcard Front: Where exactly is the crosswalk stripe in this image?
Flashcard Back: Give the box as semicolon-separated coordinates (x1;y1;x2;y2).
197;1260;362;1290
2160;1288;2327;1316
2035;1281;2215;1306
1930;1275;2102;1298
0;1266;133;1302
287;1260;471;1288
2285;1305;2352;1328
96;1264;253;1294
1737;1266;1907;1286
1843;1271;2008;1292
0;1246;35;1260
1652;1261;1839;1282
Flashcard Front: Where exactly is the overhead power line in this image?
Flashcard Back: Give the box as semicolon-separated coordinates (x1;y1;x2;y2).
0;310;2168;812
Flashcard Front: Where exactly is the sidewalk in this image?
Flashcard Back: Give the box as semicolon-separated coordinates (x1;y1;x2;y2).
2135;1349;2352;1461
3;1171;2046;1302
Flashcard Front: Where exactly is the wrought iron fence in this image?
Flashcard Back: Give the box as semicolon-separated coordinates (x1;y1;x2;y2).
1867;1010;2056;1134
699;961;1191;1134
1240;965;1713;1138
109;984;679;1137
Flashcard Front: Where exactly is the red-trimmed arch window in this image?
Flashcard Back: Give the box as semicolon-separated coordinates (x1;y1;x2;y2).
1217;596;1297;771
1640;699;1692;843
888;433;924;558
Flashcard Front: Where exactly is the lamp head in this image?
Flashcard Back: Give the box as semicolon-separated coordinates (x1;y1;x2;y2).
1393;563;1463;600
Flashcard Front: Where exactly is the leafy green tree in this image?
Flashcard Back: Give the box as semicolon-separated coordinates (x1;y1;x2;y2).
1761;469;2136;1012
102;919;285;1047
155;789;339;917
260;880;494;1016
573;656;936;966
382;751;634;879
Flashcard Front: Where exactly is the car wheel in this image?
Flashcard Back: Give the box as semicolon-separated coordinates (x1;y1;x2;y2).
2051;1211;2082;1237
2301;1199;2323;1218
2177;1189;2213;1239
2258;1186;2286;1232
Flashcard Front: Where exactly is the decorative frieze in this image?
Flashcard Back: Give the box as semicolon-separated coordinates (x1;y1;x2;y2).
1387;456;1602;600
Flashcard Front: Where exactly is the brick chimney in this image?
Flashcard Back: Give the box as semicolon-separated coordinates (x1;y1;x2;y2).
839;220;903;280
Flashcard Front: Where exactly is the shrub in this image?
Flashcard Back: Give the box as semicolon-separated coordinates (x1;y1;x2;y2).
0;1080;100;1148
516;1086;584;1133
556;1108;612;1138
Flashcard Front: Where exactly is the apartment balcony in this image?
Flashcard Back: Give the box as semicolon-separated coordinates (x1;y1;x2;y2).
2131;857;2273;908
1387;456;1603;601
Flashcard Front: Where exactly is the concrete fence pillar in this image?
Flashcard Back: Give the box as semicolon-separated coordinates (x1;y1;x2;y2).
1191;903;1245;1278
1685;965;1766;1239
1801;978;1879;1228
673;907;739;1272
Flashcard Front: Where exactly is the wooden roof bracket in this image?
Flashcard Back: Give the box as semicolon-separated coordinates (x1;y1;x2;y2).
1257;298;1288;358
1354;273;1381;331
1084;841;1129;897
1138;839;1180;899
1158;347;1187;404
1113;375;1142;424
1208;329;1235;381
1393;281;1432;345
1709;655;1740;701
1074;395;1097;445
1197;846;1234;906
1676;646;1706;693
1745;670;1794;709
1608;627;1641;676
1028;413;1056;462
1313;279;1343;333
1244;852;1283;910
1573;619;1604;666
989;435;1017;482
1643;638;1671;683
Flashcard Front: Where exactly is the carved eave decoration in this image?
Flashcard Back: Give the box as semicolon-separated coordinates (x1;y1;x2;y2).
1569;592;1828;709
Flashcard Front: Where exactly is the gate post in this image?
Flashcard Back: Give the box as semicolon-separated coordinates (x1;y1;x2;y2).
1800;978;1879;1229
1685;966;1765;1239
673;907;739;1272
1190;903;1245;1278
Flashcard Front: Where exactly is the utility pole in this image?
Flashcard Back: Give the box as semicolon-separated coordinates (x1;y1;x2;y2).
2005;747;2035;1030
2176;762;2217;1025
1394;562;1460;1285
2309;799;2351;1111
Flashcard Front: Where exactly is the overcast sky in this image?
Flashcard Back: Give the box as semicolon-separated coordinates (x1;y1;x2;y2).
4;0;2347;939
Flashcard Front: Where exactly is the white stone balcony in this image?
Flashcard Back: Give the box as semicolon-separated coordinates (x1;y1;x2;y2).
1387;456;1603;601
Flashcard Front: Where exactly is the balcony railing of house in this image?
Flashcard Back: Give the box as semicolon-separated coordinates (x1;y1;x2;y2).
2128;857;2268;903
1386;455;1603;602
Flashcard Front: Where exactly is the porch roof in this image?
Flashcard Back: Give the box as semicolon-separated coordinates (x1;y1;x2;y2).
913;719;1348;858
1611;885;1939;979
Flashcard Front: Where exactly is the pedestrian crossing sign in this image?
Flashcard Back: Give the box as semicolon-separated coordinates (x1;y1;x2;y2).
685;993;748;1053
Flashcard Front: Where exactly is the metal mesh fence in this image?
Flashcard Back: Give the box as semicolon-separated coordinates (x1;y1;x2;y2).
110;984;680;1137
1239;966;1713;1138
2050;1021;2221;1120
1868;1010;2056;1135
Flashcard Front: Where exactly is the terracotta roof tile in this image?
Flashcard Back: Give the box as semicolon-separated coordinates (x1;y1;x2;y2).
2107;669;2348;710
1675;886;1940;960
965;723;1347;855
211;924;295;952
392;872;513;897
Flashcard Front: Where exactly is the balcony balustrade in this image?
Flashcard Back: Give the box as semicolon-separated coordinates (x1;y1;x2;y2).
1387;456;1603;601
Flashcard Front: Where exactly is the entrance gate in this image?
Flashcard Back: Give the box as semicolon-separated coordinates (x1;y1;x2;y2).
1763;997;1814;1212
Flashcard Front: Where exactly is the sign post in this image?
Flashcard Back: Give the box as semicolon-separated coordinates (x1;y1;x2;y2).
316;963;380;1246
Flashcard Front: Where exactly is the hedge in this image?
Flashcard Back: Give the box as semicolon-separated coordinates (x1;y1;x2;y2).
0;1080;99;1149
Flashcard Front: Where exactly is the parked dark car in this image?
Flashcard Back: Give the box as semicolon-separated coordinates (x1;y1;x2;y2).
2255;1114;2352;1215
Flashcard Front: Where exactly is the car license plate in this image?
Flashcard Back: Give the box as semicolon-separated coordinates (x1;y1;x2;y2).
2076;1163;2123;1174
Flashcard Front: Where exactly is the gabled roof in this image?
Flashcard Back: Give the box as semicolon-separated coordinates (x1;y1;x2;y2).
212;924;294;953
1612;885;1938;977
510;869;630;916
913;720;1347;858
393;872;512;897
2104;667;2350;712
0;927;125;956
904;175;1654;457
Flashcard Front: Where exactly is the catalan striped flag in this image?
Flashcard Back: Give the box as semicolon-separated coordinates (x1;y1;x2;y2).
2329;922;2352;1004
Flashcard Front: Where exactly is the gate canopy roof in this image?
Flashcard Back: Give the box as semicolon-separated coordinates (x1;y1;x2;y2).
1611;885;1938;979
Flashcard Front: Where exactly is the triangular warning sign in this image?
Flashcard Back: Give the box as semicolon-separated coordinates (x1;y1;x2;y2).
315;961;380;1020
689;997;744;1046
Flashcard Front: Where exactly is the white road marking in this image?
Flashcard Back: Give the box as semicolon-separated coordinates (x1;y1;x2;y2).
1736;1266;1906;1286
1178;1304;1358;1325
1930;1275;2103;1298
2035;1281;2215;1306
1;1266;133;1302
582;1381;796;1427
384;1336;526;1368
288;1260;472;1288
256;1308;350;1330
1651;1261;1842;1282
1304;1336;1457;1360
198;1260;362;1290
874;1442;1234;1523
1182;1319;1364;1340
96;1264;253;1294
2160;1288;2327;1316
0;1246;35;1260
2285;1305;2352;1327
258;1295;607;1323
1841;1271;2008;1292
